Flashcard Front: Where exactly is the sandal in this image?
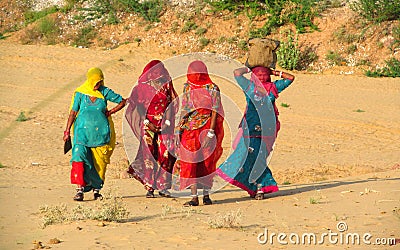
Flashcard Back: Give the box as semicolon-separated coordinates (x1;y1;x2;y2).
93;189;103;200
203;195;213;205
73;191;84;201
159;190;172;198
183;198;199;207
146;190;155;198
255;192;264;200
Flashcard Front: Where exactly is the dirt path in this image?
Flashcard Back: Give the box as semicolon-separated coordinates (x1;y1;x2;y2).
0;40;399;249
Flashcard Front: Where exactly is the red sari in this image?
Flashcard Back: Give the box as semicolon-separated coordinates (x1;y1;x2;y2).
176;61;224;190
125;60;178;191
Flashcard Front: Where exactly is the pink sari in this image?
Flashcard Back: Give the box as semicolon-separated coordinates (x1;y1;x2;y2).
125;60;178;191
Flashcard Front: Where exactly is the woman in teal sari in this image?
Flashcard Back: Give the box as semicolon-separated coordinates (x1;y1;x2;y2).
63;67;126;201
217;66;294;200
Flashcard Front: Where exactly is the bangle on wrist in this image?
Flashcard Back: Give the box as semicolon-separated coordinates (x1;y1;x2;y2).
64;130;70;136
165;119;171;126
207;131;215;138
143;119;150;125
207;129;215;138
246;67;251;73
279;71;283;78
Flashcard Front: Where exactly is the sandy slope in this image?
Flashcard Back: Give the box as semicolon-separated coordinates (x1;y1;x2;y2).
0;40;399;249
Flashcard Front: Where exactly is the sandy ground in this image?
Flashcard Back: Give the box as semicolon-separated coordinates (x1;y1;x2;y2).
0;40;399;250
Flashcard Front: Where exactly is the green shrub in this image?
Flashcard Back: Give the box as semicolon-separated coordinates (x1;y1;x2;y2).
199;37;210;48
181;21;197;33
297;44;318;70
346;44;357;54
238;39;248;51
24;6;59;25
207;0;320;38
16;112;28;122
195;27;207;36
73;25;97;47
350;0;400;23
333;26;359;44
391;25;400;52
170;21;179;32
365;58;400;77
277;30;300;70
325;50;347;66
119;0;164;22
38;16;60;44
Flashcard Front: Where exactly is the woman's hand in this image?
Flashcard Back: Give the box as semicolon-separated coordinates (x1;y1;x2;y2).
203;129;215;148
63;130;70;142
146;121;161;133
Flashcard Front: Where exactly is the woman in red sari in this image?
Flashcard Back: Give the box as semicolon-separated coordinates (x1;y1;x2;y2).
125;60;178;198
176;60;224;206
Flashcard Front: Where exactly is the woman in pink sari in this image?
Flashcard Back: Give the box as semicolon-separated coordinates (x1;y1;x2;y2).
176;60;224;206
125;60;178;198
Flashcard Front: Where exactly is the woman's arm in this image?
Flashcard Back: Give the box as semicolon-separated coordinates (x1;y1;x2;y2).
271;70;295;81
63;110;77;141
233;67;252;92
106;98;126;117
234;67;251;77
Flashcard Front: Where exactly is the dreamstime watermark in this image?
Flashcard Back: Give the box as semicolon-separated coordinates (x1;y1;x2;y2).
257;221;397;246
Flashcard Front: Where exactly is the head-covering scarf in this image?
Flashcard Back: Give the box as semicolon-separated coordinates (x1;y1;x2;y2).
250;66;278;98
75;67;105;99
138;59;172;86
187;60;213;89
125;60;178;139
69;67;105;111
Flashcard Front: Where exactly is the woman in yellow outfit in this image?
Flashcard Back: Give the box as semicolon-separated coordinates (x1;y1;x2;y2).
63;68;126;201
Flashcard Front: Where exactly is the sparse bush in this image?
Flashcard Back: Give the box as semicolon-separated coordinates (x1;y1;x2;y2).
92;193;129;222
0;163;5;168
208;209;242;229
277;30;300;70
199;37;210;48
24;6;59;25
181;21;197;33
73;25;97;47
161;204;202;219
346;44;357;55
39;204;69;228
238;39;248;51
297;44;318;70
325;50;347;66
334;26;359;44
365;58;400;77
16;112;28;122
37;16;61;44
309;196;320;204
391;25;400;52
119;0;164;22
39;190;130;227
349;0;400;23
281;103;290;108
195;27;207;36
207;0;320;38
170;21;179;32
